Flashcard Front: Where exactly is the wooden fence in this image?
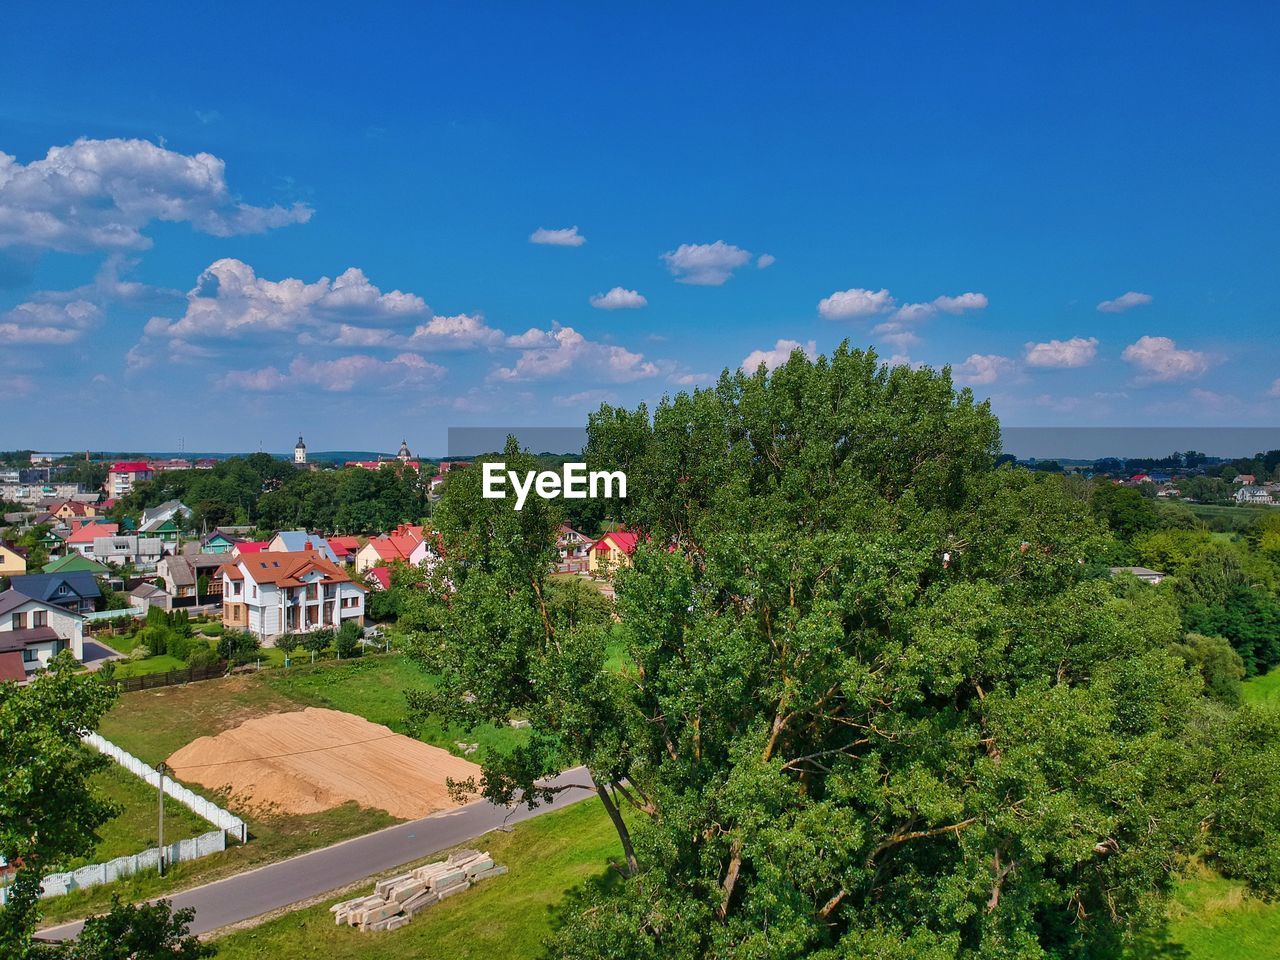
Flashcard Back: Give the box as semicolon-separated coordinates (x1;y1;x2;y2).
102;660;229;692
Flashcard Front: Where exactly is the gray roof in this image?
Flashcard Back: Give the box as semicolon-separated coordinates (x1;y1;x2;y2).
0;587;87;619
8;572;100;605
269;531;338;563
140;500;190;532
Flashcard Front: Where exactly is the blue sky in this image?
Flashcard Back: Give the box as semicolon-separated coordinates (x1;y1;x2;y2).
1;2;1277;455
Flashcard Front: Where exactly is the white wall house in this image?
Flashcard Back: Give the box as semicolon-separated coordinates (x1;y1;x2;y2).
92;535;165;569
0;589;86;676
220;550;366;642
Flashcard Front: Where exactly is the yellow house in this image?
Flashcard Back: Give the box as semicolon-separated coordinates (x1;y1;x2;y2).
586;531;639;578
0;541;28;578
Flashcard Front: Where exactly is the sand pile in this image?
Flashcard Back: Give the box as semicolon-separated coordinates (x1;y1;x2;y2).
166;707;482;819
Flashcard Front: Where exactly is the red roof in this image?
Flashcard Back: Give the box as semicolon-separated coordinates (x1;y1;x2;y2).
367;566;392;590
234;540;268;554
110;462;152;473
328;535;360;558
0;651;26;683
593;531;639;555
68;522;118;544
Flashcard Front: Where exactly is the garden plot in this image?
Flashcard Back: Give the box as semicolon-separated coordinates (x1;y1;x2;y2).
166;707;482;819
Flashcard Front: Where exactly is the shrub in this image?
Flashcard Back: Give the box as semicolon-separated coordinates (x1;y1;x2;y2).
335;620;361;658
217;630;261;666
186;646;219;669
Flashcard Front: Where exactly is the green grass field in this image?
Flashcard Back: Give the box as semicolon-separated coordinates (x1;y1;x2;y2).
109;653;191;678
212;798;619;960
1242;665;1280;708
68;761;209;869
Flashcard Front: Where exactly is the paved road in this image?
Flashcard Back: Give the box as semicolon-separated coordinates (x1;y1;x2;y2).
39;766;596;940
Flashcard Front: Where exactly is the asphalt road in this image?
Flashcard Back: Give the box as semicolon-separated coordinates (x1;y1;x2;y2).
39;766;596;941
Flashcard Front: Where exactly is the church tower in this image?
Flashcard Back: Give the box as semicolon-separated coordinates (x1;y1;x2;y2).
294;434;307;465
397;439;412;462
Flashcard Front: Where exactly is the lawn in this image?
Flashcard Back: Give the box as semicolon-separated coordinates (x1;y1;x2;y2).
110;653;191;678
1242;665;1280;708
212;798;620;960
68;761;210;869
1166;867;1280;959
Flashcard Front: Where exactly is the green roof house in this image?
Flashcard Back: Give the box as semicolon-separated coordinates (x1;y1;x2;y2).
43;553;111;575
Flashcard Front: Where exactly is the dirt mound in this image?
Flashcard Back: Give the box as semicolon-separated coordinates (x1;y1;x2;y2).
166;707;482;819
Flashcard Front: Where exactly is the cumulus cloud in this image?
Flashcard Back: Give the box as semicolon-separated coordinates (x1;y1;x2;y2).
589;286;648;310
743;338;818;372
756;253;776;269
818;288;895;320
492;324;658;382
0;138;311;253
662;241;753;285
407;313;505;349
220;352;444;393
1097;291;1153;313
146;258;433;343
1024;336;1099;368
1121;335;1210;382
818;289;987;323
953;353;1016;385
0;299;100;344
529;226;586;246
871;321;922;351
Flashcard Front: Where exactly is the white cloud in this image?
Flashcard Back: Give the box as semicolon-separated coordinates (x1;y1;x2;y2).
1097;291;1153;313
553;389;619;407
147;259;432;342
0;138;311;253
492;324;658;382
953;353;1016;385
0;299;100;344
756;253;776;269
529;226;586;247
505;327;555;349
742;338;817;372
589;287;648;310
220;352;444;393
670;371;712;386
662;241;753;285
818;288;895;320
871;321;921;351
932;292;989;314
407;313;505;349
1121;335;1210;382
1024;336;1099;368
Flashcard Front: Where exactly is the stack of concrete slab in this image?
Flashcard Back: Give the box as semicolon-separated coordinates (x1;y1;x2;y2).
330;848;508;932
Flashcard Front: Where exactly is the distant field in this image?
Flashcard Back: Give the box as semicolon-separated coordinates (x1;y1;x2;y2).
1242;665;1280;708
1169;868;1280;960
212;798;620;960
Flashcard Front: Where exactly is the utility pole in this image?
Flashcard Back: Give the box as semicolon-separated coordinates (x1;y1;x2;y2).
156;761;167;876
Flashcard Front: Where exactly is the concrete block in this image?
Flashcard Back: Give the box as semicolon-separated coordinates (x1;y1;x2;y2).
437;880;471;900
463;856;495;876
385;916;411;931
470;865;509;882
431;868;466;890
375;873;414;897
390;879;426;903
448;848;481;864
402;891;438;915
361;902;403;924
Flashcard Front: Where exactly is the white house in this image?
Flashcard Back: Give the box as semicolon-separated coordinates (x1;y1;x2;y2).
0;588;86;678
219;549;366;641
92;535;165;569
1235;486;1274;505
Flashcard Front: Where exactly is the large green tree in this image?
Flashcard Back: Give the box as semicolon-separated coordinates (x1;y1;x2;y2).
408;345;1280;959
0;660;117;957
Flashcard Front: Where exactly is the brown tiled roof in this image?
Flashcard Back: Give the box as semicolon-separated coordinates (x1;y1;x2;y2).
222;552;366;590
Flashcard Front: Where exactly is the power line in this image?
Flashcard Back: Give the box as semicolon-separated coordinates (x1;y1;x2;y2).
166;731;405;771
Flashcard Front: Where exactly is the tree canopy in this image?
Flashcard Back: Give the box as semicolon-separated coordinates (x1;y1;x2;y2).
406;344;1280;959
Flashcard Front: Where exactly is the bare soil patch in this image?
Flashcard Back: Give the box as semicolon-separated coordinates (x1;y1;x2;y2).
166;707;481;819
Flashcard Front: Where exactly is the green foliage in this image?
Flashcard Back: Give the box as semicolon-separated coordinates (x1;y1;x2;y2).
52;896;212;959
1184;588;1280;676
1091;482;1160;542
365;561;428;622
216;629;261;666
300;628;333;662
0;659;118;957
276;634;301;661
1172;632;1246;704
405;345;1280;959
335;620;361;658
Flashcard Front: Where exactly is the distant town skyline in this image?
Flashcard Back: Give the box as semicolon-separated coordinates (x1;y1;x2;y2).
2;4;1278;451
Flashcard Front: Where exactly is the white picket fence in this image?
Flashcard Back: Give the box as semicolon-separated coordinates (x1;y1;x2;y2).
0;734;250;904
82;732;248;842
0;831;228;903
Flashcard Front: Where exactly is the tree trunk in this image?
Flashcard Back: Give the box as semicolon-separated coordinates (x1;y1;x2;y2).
596;783;639;875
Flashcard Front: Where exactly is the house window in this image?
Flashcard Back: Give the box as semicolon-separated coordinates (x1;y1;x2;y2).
252;585;257;599
11;613;25;629
33;611;47;627
23;648;37;663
